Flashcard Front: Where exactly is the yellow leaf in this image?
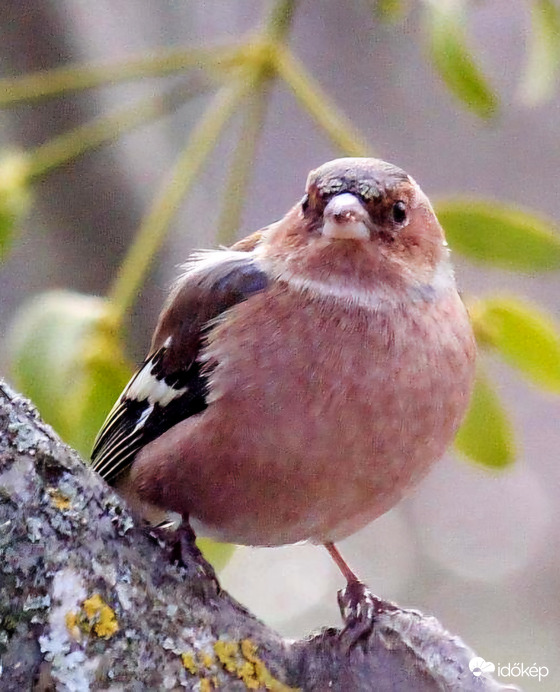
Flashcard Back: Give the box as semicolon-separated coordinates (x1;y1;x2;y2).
455;369;515;468
470;296;560;393
424;3;498;119
518;0;560;105
0;151;31;260
197;538;236;572
7;290;132;456
437;198;560;271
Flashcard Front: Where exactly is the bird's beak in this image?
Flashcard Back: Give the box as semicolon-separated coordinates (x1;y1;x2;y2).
322;193;370;240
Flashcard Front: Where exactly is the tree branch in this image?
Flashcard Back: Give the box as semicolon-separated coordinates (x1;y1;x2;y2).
0;381;516;691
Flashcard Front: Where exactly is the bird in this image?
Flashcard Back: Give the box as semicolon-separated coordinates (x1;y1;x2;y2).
91;157;476;638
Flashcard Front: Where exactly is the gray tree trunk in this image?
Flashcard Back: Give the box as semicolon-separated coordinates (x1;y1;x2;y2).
0;381;517;691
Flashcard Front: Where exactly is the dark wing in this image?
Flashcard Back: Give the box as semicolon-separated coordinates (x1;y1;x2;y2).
91;250;269;485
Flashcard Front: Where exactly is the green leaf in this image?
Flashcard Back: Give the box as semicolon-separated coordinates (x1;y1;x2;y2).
470;296;560;393
454;369;515;468
424;2;498;119
7;290;132;456
518;0;560;105
196;538;236;572
0;152;31;259
436;198;560;271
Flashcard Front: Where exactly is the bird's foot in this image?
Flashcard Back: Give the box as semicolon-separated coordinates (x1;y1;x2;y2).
147;518;221;590
337;579;390;649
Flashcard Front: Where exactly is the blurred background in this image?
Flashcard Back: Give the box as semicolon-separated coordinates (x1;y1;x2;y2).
1;2;559;690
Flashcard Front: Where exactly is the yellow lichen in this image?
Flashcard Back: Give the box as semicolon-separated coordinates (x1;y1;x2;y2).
241;639;262;664
181;649;218;688
213;639;298;691
181;640;294;690
239;662;260;689
198;651;215;669
64;611;81;641
181;653;198;675
47;487;71;511
80;594;119;639
214;640;240;674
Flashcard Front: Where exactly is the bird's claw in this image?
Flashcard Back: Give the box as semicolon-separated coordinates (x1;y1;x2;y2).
337;580;386;649
146;521;221;590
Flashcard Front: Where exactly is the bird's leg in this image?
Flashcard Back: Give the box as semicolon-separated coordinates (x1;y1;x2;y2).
324;541;361;583
324;542;392;647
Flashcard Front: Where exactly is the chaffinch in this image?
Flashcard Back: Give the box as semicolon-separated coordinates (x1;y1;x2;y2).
92;157;476;635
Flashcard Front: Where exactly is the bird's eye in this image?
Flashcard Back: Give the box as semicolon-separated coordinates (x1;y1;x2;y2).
301;194;310;213
392;200;406;224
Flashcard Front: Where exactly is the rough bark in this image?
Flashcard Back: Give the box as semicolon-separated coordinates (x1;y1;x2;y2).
0;381;517;691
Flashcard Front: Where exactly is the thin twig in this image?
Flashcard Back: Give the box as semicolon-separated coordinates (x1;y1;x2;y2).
26;75;214;180
216;83;271;246
107;76;255;325
0;43;244;107
216;0;298;244
108;0;301;317
273;45;372;156
264;0;299;41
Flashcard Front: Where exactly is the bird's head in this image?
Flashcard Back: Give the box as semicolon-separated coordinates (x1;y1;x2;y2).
260;158;451;295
